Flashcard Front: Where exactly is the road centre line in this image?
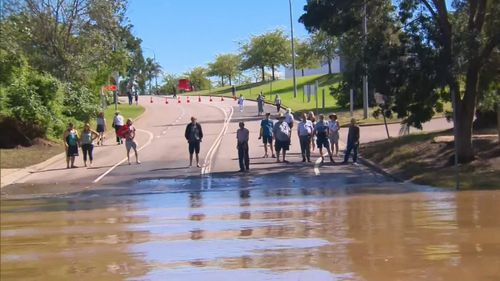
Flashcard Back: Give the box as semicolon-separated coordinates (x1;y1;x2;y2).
201;105;234;175
92;128;155;184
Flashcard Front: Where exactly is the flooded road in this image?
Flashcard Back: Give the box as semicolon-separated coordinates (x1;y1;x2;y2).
1;177;500;281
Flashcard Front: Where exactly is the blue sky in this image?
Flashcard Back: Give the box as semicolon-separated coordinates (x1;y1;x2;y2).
126;0;310;76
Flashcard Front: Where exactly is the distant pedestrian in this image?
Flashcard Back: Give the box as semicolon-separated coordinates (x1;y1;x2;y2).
185;116;203;168
124;118;140;165
238;94;245;112
96;112;106;145
236;122;250;172
257;93;265;116
343;118;360;164
259;112;275;158
315;114;334;163
127;91;133;105
134;91;139;105
63;122;80;169
297;113;314;162
81;123;99;167
328;113;340;156
308;111;316;152
273;113;291;163
112;111;124;145
285;108;294;129
274;95;282;112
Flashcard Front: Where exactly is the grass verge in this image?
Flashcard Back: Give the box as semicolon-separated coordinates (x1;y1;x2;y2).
360;129;500;189
0;103;145;169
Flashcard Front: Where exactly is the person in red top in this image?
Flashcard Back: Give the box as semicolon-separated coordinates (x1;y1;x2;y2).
124;119;140;165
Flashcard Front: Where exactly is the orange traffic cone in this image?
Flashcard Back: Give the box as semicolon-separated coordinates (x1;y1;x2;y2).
150;96;153;103
198;96;201;102
187;96;190;103
209;96;213;102
221;96;224;101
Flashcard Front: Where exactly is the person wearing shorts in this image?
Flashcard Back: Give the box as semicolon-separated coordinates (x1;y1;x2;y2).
315;114;334;164
273;113;291;163
124;118;140;165
297;113;314;162
63;122;80;168
259;112;275;158
328;113;340;156
113;111;124;144
185;116;203;168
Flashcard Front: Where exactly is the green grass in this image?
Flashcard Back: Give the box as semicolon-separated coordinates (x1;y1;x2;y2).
101;103;145;131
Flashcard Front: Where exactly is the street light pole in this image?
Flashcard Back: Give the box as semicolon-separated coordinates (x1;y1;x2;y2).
289;0;297;98
362;2;369;119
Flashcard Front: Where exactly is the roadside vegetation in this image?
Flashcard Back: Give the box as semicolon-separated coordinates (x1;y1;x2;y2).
361;129;500;189
0;103;144;169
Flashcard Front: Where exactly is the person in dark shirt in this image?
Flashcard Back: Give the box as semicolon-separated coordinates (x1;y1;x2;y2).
343;118;360;164
185;116;204;168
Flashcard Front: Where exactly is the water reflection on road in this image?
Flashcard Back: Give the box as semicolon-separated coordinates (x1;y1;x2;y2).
1;177;500;281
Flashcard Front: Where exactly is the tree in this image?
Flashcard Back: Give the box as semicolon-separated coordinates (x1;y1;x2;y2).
144;57;161;94
241;29;291;81
295;39;320;76
311;30;339;74
208;54;241;86
161;73;179;95
300;0;500;163
185;67;210;91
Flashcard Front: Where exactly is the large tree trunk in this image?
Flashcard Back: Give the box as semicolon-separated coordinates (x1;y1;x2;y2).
271;65;275;80
301;69;304;76
221;76;225;86
229;75;232;86
261;66;265;81
327;59;332;74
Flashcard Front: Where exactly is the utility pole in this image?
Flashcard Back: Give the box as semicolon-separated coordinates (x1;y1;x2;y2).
289;0;297;98
362;2;369;119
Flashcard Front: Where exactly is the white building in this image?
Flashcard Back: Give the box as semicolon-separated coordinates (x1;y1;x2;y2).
284;57;343;79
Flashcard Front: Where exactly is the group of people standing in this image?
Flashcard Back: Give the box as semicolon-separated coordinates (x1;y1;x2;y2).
63;111;140;169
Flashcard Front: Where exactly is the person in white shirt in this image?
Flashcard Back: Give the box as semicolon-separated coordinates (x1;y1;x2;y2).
237;94;245;112
328;113;340;156
297;113;314;162
112;111;124;145
236;122;250;172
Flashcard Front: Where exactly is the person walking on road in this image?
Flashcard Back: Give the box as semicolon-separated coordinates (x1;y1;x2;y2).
259;112;275;158
81;123;99;167
238;94;245;112
124;118;140;165
274;94;282;113
185;116;203;168
127;90;133;105
257;93;265;116
112;111;124;145
236;122;250;172
328;113;340;156
96;112;106;146
63;122;80;169
298;113;314;162
134;91;139;105
273;113;291;163
315;114;335;164
343;118;360;164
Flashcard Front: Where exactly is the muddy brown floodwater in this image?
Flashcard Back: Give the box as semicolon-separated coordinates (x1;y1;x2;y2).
1;178;500;281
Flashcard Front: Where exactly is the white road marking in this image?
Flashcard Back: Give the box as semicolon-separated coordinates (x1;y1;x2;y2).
314;153;328;176
201;105;234;175
92;129;154;184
